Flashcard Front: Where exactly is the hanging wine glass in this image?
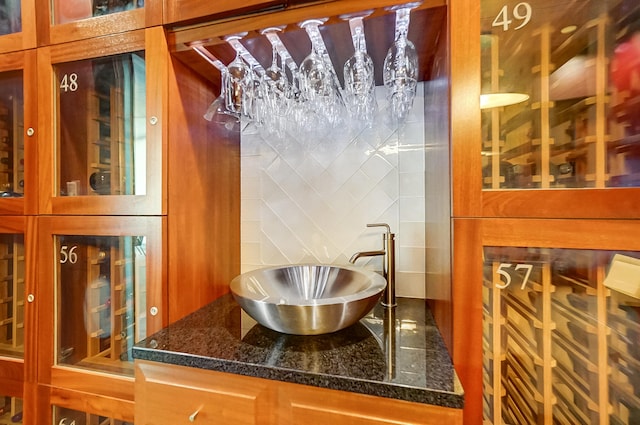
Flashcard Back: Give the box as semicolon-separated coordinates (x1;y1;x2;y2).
192;46;239;132
259;27;292;139
262;26;303;136
299;18;345;133
341;10;377;125
204;68;242;131
224;33;255;119
383;2;422;126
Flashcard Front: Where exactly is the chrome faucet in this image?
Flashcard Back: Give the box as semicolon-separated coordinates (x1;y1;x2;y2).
349;223;396;307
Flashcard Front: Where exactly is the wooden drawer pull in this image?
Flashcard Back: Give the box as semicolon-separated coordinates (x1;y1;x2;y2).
189;408;201;422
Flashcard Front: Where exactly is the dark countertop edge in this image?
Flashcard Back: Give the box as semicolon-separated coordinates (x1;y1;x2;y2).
132;346;465;409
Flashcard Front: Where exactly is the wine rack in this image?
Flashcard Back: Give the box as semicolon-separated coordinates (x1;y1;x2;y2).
56;52;145;198
53;406;131;425
57;235;147;375
0;395;22;424
483;247;640;425
0;233;24;358
0;75;24;198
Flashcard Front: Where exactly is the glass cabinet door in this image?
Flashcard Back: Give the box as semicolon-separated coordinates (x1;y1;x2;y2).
0;232;24;360
0;394;23;424
481;0;640;189
51;0;143;25
37;216;163;393
0;1;21;37
55;234;148;375
0;50;35;216
53;405;132;425
55;52;146;199
0;70;23;202
42;0;160;46
483;246;640;425
40;30;164;215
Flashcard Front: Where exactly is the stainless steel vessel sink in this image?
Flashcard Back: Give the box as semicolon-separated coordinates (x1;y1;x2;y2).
230;264;386;335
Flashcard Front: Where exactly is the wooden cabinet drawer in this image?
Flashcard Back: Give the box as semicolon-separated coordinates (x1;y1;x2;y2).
136;360;463;425
136;361;275;425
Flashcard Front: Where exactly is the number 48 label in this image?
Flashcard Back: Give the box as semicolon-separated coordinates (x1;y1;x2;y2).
492;2;532;31
59;73;79;92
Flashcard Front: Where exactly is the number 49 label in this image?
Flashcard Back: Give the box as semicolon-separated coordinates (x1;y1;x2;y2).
492;2;532;31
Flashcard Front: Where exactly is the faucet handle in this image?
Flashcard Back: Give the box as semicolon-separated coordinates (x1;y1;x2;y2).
366;223;391;234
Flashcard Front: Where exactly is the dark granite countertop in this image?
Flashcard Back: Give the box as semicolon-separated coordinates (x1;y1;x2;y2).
132;294;464;409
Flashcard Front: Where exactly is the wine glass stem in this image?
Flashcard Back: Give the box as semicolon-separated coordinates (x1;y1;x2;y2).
394;7;411;40
304;23;342;92
348;17;367;53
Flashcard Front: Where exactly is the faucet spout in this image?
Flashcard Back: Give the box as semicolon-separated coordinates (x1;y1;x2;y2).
349;250;386;264
349;223;396;307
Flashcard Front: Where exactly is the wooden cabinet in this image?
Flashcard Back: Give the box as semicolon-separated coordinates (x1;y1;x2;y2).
449;1;640;424
135;360;463;425
0;0;457;423
33;216;165;422
37;28;167;216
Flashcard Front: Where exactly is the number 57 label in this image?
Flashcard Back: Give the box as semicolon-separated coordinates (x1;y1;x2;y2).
495;263;534;290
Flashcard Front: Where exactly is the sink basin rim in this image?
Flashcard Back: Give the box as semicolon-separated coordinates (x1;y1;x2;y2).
230;263;387;306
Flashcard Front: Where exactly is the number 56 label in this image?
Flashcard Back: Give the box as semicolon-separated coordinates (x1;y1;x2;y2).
495;263;533;289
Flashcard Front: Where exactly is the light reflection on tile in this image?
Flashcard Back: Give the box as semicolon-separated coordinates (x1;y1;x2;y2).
241;84;427;297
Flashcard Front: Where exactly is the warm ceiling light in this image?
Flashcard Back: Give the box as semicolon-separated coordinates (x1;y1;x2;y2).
480;93;530;109
561;25;578;34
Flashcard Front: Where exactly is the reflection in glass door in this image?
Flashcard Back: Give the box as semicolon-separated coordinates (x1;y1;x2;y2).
481;0;640;189
55;52;146;198
483;247;640;424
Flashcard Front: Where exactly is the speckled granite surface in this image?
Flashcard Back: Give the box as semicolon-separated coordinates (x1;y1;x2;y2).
133;294;464;409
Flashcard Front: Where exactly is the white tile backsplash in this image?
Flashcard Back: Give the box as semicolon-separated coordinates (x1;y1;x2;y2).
241;84;428;298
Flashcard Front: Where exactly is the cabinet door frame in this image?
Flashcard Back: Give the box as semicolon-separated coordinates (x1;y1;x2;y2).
35;215;166;408
452;217;640;424
37;28;167;216
0;50;38;216
34;0;162;46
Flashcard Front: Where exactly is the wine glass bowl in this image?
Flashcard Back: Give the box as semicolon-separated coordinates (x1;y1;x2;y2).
383;2;422;125
342;11;377;124
298;18;345;133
